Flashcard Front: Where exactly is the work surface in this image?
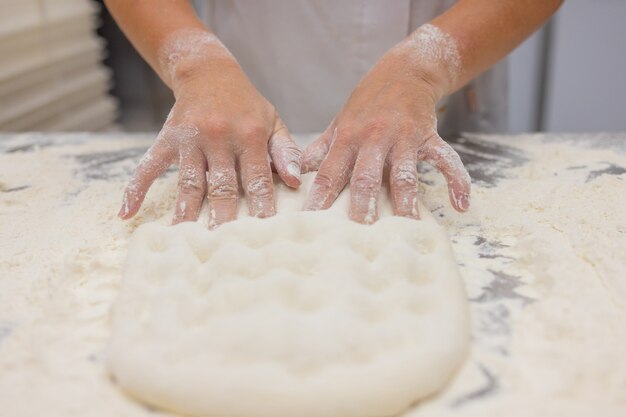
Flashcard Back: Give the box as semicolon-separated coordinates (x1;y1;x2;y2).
0;132;625;416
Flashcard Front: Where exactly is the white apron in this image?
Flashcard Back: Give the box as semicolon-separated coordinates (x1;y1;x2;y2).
194;0;507;135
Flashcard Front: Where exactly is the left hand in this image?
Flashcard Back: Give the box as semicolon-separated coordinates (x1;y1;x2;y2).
302;37;471;224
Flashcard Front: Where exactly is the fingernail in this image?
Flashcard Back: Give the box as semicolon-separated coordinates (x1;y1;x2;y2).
287;162;301;180
458;193;470;211
118;197;130;218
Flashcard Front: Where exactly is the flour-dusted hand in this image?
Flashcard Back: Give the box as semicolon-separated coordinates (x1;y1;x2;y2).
118;29;302;228
303;24;470;224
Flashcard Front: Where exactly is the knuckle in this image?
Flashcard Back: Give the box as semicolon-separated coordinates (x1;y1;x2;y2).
246;174;273;197
281;142;303;158
137;155;167;177
178;168;203;194
418;130;441;150
239;120;269;142
396;120;416;137
454;167;472;187
270;135;302;161
391;176;418;191
209;183;238;199
209;183;237;199
200;116;230;137
391;165;418;189
335;125;358;145
433;143;462;167
178;181;203;194
279;146;303;165
168;123;201;144
178;174;203;194
312;173;335;192
208;172;237;199
351;173;378;193
361;117;389;138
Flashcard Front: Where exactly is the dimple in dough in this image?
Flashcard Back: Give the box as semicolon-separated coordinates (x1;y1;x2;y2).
108;173;469;417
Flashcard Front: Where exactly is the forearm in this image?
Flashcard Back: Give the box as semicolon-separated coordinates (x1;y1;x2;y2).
104;0;228;89
398;0;563;97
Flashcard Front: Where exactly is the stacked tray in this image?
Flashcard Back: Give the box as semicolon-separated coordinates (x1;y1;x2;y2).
0;0;118;131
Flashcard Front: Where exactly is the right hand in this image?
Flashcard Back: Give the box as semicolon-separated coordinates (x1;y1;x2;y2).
118;30;302;229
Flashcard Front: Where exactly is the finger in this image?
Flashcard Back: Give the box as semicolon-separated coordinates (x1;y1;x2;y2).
304;142;355;211
419;134;471;212
349;146;387;224
239;147;276;218
206;152;238;230
301;127;336;173
119;141;175;219
172;148;207;225
268;119;302;188
388;141;420;219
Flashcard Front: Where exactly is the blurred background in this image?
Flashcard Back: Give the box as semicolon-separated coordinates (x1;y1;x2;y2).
0;0;624;134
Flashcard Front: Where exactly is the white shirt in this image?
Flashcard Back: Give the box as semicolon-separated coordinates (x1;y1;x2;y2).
194;0;507;134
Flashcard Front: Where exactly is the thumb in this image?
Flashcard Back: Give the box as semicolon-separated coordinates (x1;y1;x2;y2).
301;126;336;173
268;118;303;188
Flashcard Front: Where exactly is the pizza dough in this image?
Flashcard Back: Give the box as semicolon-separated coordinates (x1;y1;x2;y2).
108;173;469;417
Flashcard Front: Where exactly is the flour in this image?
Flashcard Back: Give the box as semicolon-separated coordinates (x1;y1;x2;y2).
364;195;377;224
158;28;232;84
119;116;203;219
287;161;301;178
302;127;337;173
406;134;626;416
1;133;625;416
400;24;461;88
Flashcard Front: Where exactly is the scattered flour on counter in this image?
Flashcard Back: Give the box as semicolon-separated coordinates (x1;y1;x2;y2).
0;133;625;417
406;135;626;417
0;137;176;417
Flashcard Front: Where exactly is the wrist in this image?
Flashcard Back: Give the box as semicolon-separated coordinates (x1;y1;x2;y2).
158;28;238;89
169;52;239;93
390;24;461;97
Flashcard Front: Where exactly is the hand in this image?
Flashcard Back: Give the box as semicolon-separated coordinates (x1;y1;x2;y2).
118;30;302;228
302;26;471;224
